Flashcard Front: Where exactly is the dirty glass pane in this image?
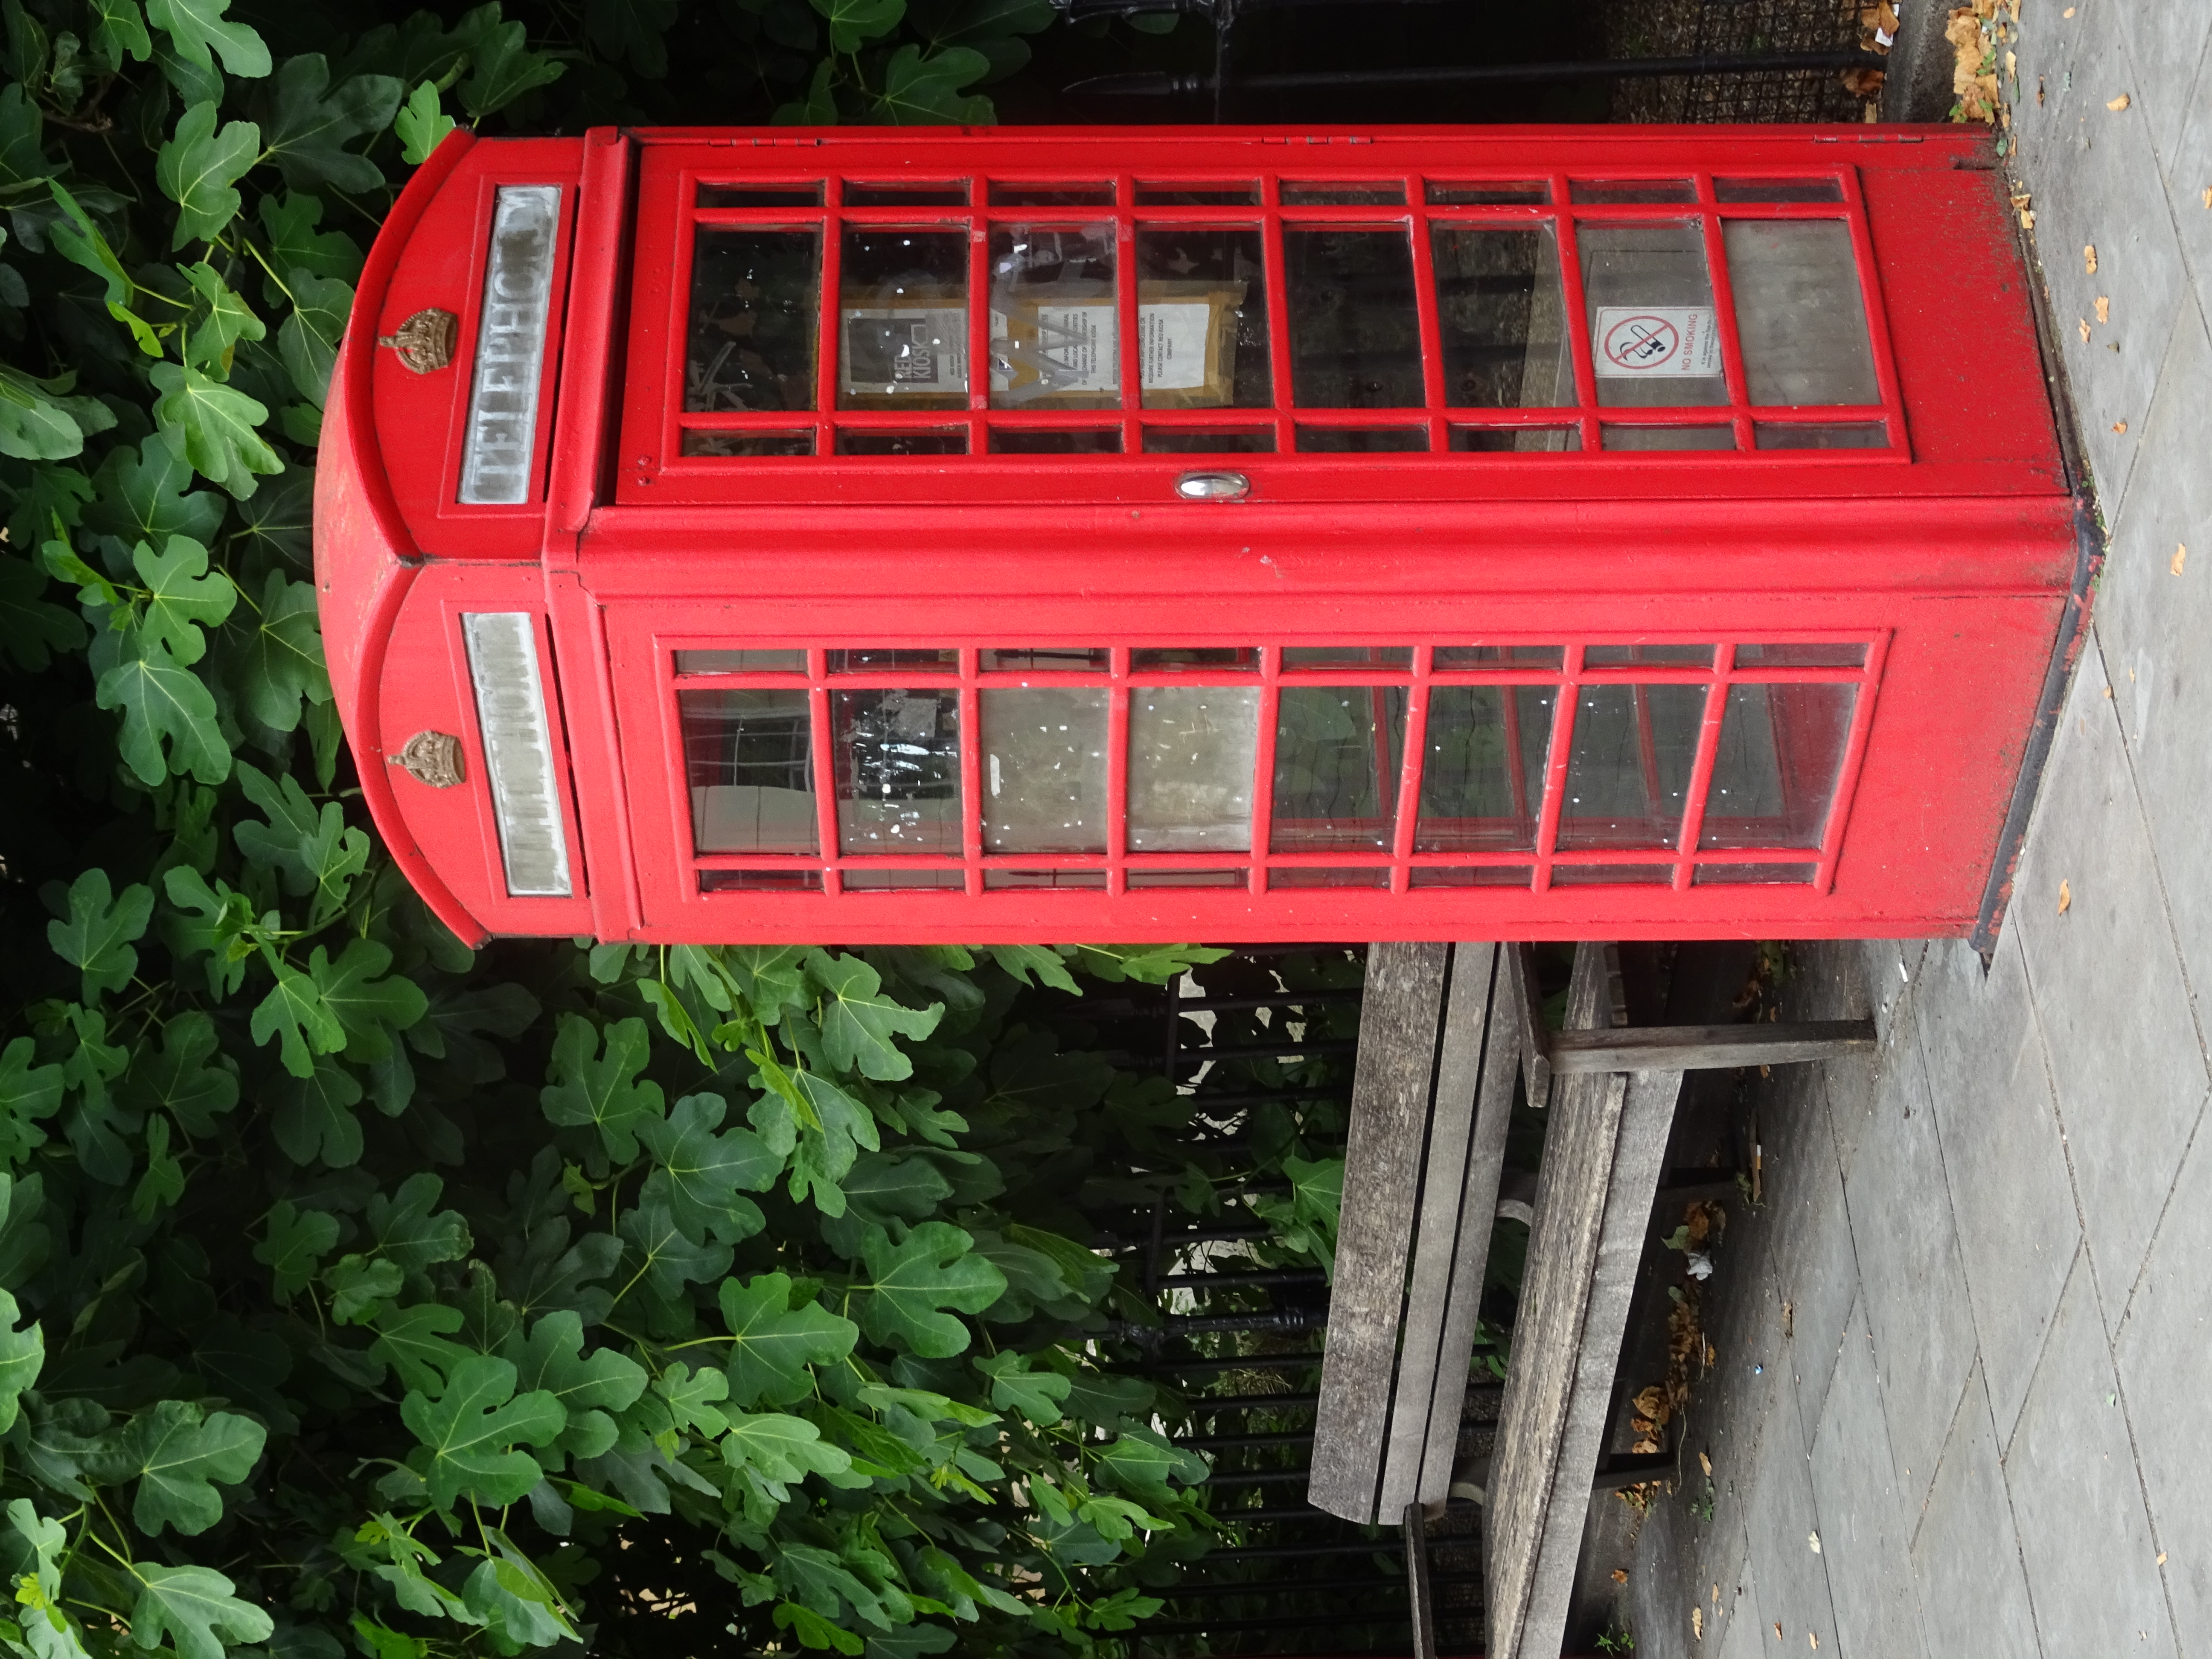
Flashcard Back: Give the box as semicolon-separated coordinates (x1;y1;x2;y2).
1579;222;1727;408
1551;863;1671;884
827;649;957;673
833;689;962;855
1271;686;1408;851
985;869;1108;888
1426;182;1549;204
1700;682;1856;849
1134;228;1272;409
839;230;968;410
681;430;814;456
1270;867;1391;887
1713;178;1842;203
1556;683;1706;849
842;870;964;889
686;230;821;413
1692;862;1816;884
1283;182;1406;204
1601;426;1733;450
700;870;821;892
682;689;816;854
1127;686;1261;851
979;687;1109;853
1570;180;1696;204
1415;684;1554;853
1285;229;1424;408
1433;646;1566;671
1584;644;1714;667
1281;647;1413;670
988;225;1118;410
1432;225;1573;407
1733;643;1866;668
1410;865;1532;887
1724;220;1879;406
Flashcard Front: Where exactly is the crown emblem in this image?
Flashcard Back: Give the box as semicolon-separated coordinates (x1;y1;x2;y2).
377;309;459;373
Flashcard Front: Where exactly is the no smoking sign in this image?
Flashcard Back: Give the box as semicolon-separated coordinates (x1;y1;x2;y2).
1594;306;1723;377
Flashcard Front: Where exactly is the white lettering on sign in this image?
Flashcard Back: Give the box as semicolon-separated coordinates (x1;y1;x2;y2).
1593;306;1724;378
458;186;562;505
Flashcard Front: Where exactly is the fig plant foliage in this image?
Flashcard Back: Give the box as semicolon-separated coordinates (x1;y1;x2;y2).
0;1;1281;1656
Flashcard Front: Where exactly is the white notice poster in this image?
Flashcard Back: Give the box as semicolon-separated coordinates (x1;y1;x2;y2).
1592;306;1724;378
987;300;1217;396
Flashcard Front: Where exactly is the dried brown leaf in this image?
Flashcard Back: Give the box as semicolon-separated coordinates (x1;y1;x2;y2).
2058;878;2072;914
2107;92;2131;111
2079;318;2092;342
2085;244;2098;274
2171;544;2187;576
1612;1568;1630;1583
1693;1607;1705;1641
2096;296;2111;323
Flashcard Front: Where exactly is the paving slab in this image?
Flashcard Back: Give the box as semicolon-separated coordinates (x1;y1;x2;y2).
1764;1081;1860;1441
2160;50;2212;340
2011;0;2188;514
2002;1254;2177;1659
2112;0;2212;164
1837;999;1977;1494
2008;646;2211;1297
2088;294;2212;1046
1913;932;2081;1446
2111;1102;2212;1656
1808;1298;1927;1659
1741;1368;1839;1659
1713;1549;1763;1659
1910;1360;2045;1659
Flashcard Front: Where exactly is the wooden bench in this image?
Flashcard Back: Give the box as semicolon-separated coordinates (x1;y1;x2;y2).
1307;940;1874;1658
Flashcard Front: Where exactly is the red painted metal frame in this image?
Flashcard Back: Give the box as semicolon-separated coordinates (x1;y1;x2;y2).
319;122;2076;947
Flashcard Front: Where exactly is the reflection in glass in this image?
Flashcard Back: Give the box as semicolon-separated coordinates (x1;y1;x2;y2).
990;183;1114;205
1410;865;1533;887
985;869;1107;889
989;225;1118;410
699;870;821;892
1135;228;1272;409
980;688;1108;853
686;230;821;413
836;431;966;455
990;430;1122;453
1724;221;1879;406
1433;646;1566;671
1285;229;1424;408
827;649;957;673
833;689;961;854
1557;684;1706;849
1551;863;1672;884
1733;643;1867;668
1131;648;1258;671
1283;182;1406;204
1127;686;1261;851
1700;682;1856;849
1579;223;1727;409
1296;428;1427;452
839;230;968;409
697;184;822;207
1127;868;1247;887
1432;226;1572;408
682;689;817;854
1425;182;1549;204
1271;686;1408;851
1602;426;1734;450
1281;647;1413;670
1270;867;1391;887
842;870;965;889
981;648;1110;672
1584;644;1714;667
1713;178;1843;203
846;183;969;205
1452;426;1580;452
1570;180;1697;203
1416;685;1553;852
1144;428;1277;453
1135;183;1260;204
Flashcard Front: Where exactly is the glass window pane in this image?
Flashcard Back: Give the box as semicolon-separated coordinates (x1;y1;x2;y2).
701;869;821;892
1426;182;1549;205
1693;862;1817;884
698;184;822;207
1580;223;1727;408
1433;646;1566;671
836;430;967;455
1127;869;1247;888
990;183;1114;205
1296;427;1428;452
1571;180;1696;204
985;869;1107;889
676;649;805;674
1285;229;1424;408
1132;648;1258;672
833;689;962;855
1135;183;1260;204
1733;643;1867;668
987;225;1118;410
989;429;1122;453
827;649;958;673
1281;647;1413;670
846;183;969;205
1270;867;1391;887
1754;421;1887;449
1700;682;1856;849
1283;182;1406;204
1128;686;1261;851
681;429;814;456
682;689;817;854
1134;228;1272;410
1433;226;1573;408
842;869;964;889
686;230;821;413
1410;865;1532;887
1585;644;1714;667
1602;425;1734;451
1451;425;1581;451
1714;178;1843;203
1557;684;1706;850
1416;684;1554;853
1724;221;1879;406
1551;863;1671;885
980;687;1108;853
1271;686;1408;851
1144;428;1277;453
839;230;968;410
981;648;1110;672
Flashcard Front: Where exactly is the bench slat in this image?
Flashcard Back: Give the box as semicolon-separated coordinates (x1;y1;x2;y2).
1548;1019;1875;1073
1307;940;1451;1522
1485;943;1688;1659
1381;942;1519;1515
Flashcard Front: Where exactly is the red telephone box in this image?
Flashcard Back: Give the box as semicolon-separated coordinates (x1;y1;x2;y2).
316;123;2078;948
